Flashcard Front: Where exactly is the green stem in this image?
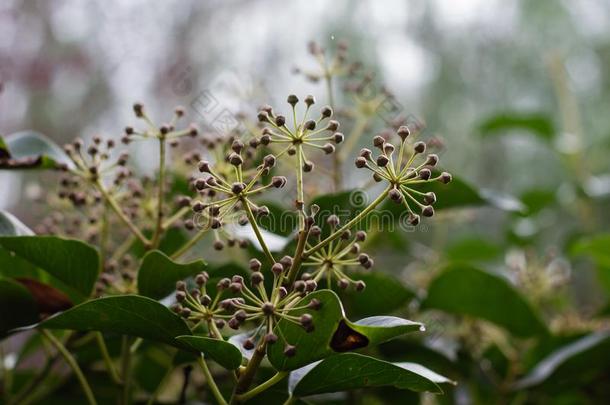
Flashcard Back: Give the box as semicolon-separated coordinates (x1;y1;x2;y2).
198;355;228;405
230;344;266;404
283;395;296;405
95;180;150;247
151;136;167;248
242;197;275;263
121;336;133;405
286;228;308;285
235;371;288;402
95;332;122;385
305;186;391;256
41;330;97;405
171;227;209;260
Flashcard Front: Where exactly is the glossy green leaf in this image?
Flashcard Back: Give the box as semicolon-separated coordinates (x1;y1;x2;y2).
0;236;100;300
422;264;547;338
289;353;451;397
340;272;415;317
137;250;206;300
268;290;424;371
478;112;555;141
0;277;39;337
514;331;610;390
0;131;73;170
40;295;192;349
0;210;33;236
176;335;243;369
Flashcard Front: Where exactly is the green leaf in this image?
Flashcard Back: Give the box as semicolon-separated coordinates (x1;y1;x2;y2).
268;290;424;371
0;210;33;236
176;336;243;369
0;131;73;170
137;250;206;300
514;331;610;390
571;234;610;267
422;264;547;338
519;189;557;215
478;112;555;141
0;236;100;300
445;237;502;262
340;272;415;317
288;353;451;397
40;295;192;349
0;277;39;337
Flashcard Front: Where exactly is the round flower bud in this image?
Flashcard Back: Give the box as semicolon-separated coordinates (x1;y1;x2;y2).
413;141;426;154
323;143;335;154
243;338;255;350
280;255;293;270
249;258;262;271
231;140;244;153
360;148;372;160
194;178;207;191
263;154;276;168
272;176;287;188
192;201;206;212
321;106;333;118
308;298;322;310
424;192;437;205
271;263;284;275
397;125;410;140
275;115;286;127
213;240;224;250
284;345;297;357
389;188;403;203
304;120;316;130
373;135;385;148
251;271;264;285
326;120;339;131
439;172;452;184
287;94;299;106
338;278;349;290
303;161;314;172
300;314;313;327
327;214;340;227
376;155;389;167
261;302;275;315
231;182;245;194
333;132;344;144
355;280;366;291
304;95;315;106
229;152;243;166
422;205;434;217
419;168;431;180
265;333;278;344
408;213;420;226
355;230;366;242
257;111;270;123
425;154;439;167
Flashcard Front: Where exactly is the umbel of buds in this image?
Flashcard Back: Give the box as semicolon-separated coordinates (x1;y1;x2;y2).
303;215;371;290
254;95;344;175
355;126;452;225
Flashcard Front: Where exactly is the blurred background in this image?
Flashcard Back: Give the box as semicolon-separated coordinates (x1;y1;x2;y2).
2;1;610;402
3;0;610;295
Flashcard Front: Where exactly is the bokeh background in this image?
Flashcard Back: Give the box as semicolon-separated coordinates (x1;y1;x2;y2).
2;1;610;402
2;0;610;310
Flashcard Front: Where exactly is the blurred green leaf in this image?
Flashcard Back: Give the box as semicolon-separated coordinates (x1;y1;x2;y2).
40;295;192;349
0;131;73;170
446;237;502;262
137;250;206;300
571;234;610;267
0;210;33;236
176;336;243;369
422;264;548;338
0;236;100;300
519;189;557;215
514;331;610;390
478;112;555;141
267;290;423;371
0;277;39;337
288;353;451;397
340;271;415;317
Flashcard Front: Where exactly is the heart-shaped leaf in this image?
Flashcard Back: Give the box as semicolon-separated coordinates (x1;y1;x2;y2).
0;131;73;170
268;290;424;370
288;353;452;397
421;264;548;338
176;335;243;369
0;277;39;337
0;236;100;300
137;250;206;300
40;295;192;349
514;331;610;390
0;210;33;236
